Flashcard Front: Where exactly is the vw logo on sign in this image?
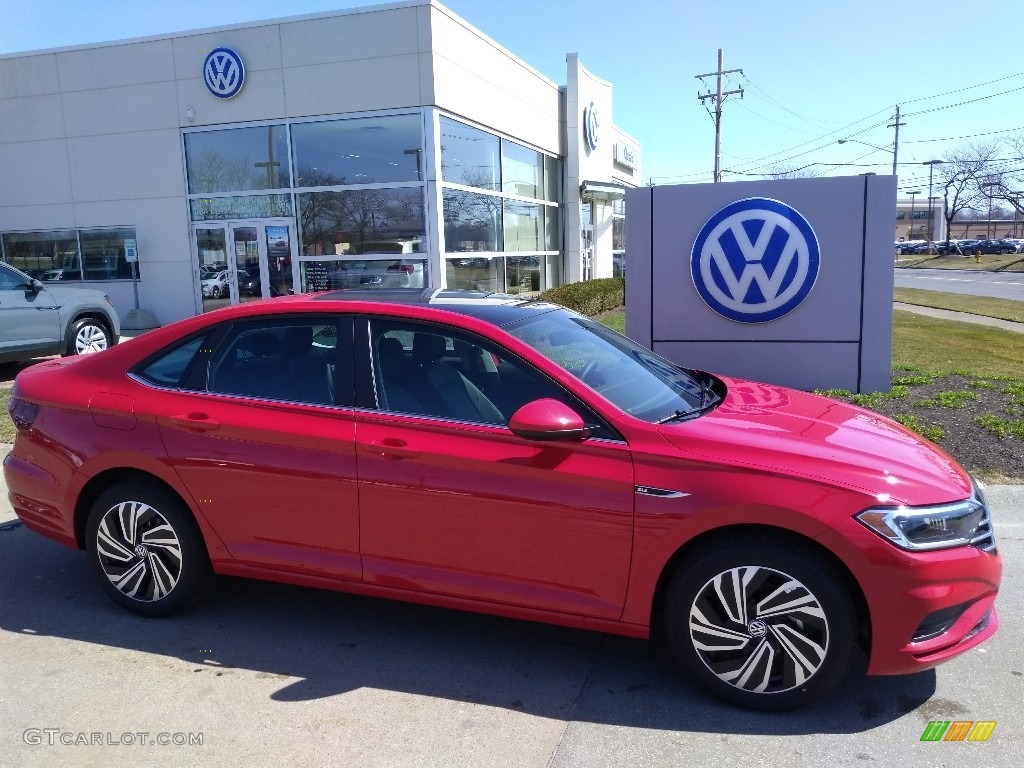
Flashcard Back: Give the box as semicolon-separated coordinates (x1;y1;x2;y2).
583;101;599;151
691;197;820;323
203;47;245;99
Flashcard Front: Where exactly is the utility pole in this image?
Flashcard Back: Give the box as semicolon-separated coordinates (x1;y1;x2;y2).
887;104;904;177
696;49;743;183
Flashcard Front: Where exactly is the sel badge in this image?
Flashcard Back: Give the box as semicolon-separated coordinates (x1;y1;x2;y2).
691;197;820;323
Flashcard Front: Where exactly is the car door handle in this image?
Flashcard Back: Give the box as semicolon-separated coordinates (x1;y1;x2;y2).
363;438;420;459
168;413;221;432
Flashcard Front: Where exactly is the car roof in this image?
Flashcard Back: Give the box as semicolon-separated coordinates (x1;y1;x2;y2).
309;288;567;326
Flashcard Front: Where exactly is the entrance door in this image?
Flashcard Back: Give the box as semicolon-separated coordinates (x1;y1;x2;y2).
193;219;295;312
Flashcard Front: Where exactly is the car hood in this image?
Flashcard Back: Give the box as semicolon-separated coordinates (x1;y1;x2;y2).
657;376;972;505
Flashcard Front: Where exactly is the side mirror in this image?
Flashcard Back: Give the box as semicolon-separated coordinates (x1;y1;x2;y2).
508;398;594;441
28;279;44;293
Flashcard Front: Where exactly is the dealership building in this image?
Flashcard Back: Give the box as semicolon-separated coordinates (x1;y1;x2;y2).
0;0;641;326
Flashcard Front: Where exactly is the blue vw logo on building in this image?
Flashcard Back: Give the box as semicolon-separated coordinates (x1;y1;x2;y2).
583;101;599;152
203;48;245;99
690;197;820;323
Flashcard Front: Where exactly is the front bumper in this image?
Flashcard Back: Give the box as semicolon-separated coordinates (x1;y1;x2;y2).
820;521;1002;676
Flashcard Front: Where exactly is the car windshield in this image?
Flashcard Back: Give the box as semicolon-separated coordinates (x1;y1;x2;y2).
505;311;715;423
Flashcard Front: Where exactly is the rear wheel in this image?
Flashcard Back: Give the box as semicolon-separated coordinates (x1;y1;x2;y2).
66;317;111;355
85;481;210;617
664;538;856;711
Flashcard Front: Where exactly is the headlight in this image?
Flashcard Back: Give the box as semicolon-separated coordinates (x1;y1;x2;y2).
857;486;995;552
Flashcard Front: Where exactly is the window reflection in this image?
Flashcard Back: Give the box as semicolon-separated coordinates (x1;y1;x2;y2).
442;189;501;252
291;115;423;186
446;256;505;292
1;228;139;282
439;118;500;190
185;125;290;193
503;201;541;252
502;141;542;198
297;189;425;258
301;258;426;291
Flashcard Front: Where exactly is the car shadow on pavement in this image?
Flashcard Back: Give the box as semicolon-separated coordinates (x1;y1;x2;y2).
0;527;936;736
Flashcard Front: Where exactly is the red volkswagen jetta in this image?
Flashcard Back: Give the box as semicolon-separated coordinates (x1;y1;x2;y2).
4;290;1001;710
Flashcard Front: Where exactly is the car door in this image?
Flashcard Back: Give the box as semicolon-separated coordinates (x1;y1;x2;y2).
0;264;61;358
152;316;362;581
354;317;635;620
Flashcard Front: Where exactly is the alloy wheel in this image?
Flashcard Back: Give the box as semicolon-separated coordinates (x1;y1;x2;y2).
74;323;110;354
95;501;183;602
688;565;829;694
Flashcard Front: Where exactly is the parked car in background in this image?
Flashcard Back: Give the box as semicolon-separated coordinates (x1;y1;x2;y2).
4;289;1000;711
969;239;1020;255
201;270;229;298
895;240;925;255
0;261;119;363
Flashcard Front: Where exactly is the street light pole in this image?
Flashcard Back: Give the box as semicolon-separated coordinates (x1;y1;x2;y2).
923;160;944;246
837;137;896;175
906;190;921;239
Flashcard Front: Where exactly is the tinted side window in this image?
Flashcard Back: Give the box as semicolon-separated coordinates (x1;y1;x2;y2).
135;336;207;388
368;319;616;437
207;320;340;405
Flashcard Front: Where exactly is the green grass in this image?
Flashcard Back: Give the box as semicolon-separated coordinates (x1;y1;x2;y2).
892;310;1024;379
894;287;1024;324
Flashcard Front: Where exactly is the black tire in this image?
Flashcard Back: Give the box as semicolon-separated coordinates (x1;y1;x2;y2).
85;481;211;617
66;317;112;356
212;285;222;299
664;537;856;711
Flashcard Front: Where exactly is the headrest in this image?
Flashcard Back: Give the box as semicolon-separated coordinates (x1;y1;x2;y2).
412;332;446;364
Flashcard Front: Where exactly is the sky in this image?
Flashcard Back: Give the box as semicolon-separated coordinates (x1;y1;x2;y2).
2;0;1022;198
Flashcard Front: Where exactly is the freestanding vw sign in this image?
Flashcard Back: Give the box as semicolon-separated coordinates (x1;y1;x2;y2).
691;198;820;323
625;176;896;393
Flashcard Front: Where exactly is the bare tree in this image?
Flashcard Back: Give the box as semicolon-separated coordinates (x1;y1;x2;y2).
938;141;1001;240
762;164;822;179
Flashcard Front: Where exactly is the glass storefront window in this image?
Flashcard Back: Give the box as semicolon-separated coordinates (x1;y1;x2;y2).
80;228;137;280
506;255;541;295
301;258;427;292
544;155;562;203
297;189;425;258
442;189;501;252
502;141;542;198
503;200;541;252
185;125;290;193
1;228;139;281
439;117;500;191
2;230;78;280
291;114;423;187
189;195;293;221
544;205;561;252
445;256;505;293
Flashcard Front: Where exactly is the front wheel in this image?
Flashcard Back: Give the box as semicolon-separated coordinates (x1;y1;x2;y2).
85;481;211;617
664;538;856;711
66;317;111;355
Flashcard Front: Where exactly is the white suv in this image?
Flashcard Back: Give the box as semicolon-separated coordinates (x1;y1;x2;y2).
0;262;120;363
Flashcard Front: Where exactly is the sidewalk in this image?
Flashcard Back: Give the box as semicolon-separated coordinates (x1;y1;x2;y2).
894;302;1024;334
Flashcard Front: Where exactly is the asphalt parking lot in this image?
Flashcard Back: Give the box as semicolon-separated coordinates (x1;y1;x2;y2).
0;447;1020;767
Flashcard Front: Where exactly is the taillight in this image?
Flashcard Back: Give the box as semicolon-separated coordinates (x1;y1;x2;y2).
387;264;415;274
8;396;39;434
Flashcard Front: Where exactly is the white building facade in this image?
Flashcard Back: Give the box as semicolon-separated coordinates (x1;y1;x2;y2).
0;0;641;326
